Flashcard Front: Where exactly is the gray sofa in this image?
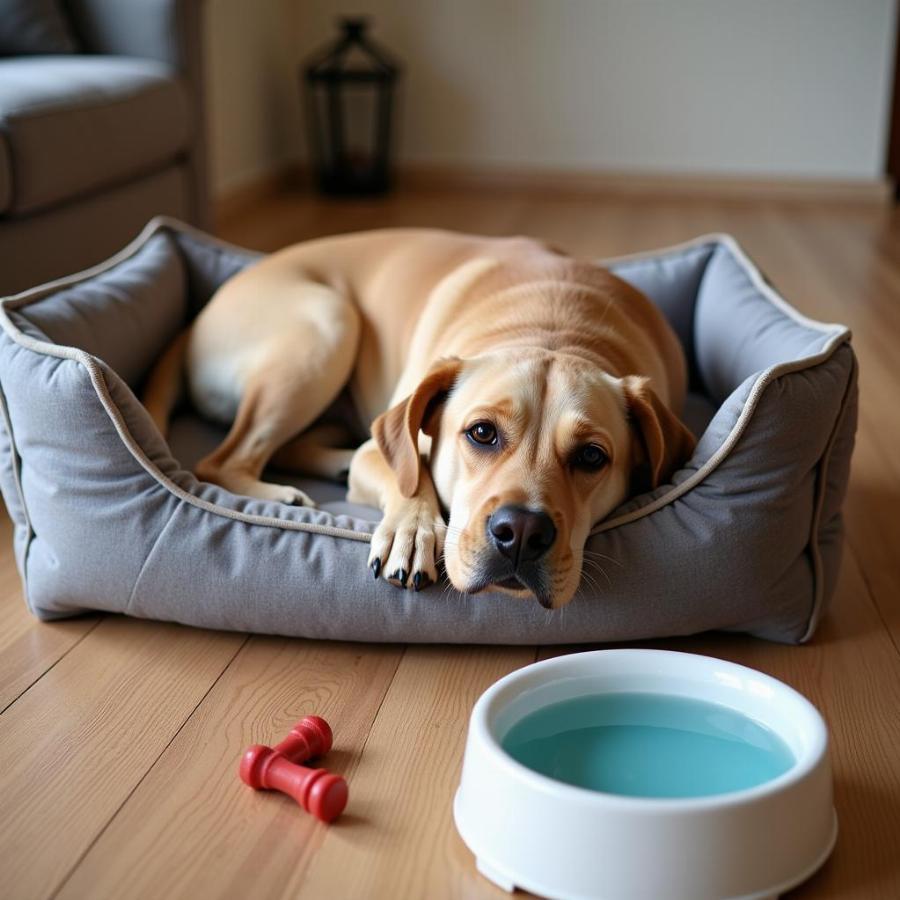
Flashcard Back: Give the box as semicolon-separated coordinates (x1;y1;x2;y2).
0;0;208;295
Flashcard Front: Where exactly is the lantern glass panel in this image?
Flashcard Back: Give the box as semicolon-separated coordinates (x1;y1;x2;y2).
343;85;378;174
303;18;400;196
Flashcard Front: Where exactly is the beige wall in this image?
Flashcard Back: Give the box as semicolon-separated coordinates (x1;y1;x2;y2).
205;0;899;196
204;0;303;195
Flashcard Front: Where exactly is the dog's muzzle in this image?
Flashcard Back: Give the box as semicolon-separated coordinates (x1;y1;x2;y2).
471;505;557;608
487;505;557;564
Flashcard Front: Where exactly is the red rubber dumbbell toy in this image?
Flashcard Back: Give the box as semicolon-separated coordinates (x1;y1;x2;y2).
240;715;348;823
267;715;334;762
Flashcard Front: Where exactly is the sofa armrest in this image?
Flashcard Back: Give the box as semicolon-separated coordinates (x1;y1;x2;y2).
65;0;202;71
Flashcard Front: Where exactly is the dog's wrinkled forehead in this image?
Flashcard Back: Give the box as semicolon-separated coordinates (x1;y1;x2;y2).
448;350;626;438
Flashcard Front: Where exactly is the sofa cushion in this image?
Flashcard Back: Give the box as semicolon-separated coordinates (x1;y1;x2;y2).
0;0;79;56
0;56;189;215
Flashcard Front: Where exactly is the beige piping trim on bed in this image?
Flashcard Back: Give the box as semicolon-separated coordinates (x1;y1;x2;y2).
1;216;258;310
799;351;858;643
589;331;849;535
590;234;850;533
4;334;373;543
0;218;371;543
600;232;848;337
0;218;850;551
594;234;853;642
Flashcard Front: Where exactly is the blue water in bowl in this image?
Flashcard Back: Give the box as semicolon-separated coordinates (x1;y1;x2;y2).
501;692;795;798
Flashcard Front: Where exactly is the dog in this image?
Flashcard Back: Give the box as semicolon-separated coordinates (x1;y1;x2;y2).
143;228;695;609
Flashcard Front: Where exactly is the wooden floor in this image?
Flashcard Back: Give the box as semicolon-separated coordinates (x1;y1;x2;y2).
2;186;900;900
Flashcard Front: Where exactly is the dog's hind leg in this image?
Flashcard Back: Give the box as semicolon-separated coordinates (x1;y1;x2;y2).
269;423;357;482
194;285;360;505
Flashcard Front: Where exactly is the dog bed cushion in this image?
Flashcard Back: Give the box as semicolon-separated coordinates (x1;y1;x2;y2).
0;218;856;644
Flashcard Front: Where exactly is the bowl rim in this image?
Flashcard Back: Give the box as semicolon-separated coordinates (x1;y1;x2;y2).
472;648;829;812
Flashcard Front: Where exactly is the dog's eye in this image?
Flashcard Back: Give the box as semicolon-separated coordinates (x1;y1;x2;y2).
573;443;609;471
466;421;498;446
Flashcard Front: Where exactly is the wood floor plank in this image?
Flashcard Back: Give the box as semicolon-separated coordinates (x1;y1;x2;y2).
0;513;102;711
55;638;403;900
291;645;535;900
0;618;245;900
0;606;100;713
218;187;533;253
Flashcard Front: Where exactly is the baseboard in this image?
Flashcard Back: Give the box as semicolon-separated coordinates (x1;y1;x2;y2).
214;162;891;220
213;165;308;228
400;163;892;204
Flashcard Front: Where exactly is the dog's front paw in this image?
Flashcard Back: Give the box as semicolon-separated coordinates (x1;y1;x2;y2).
369;499;444;591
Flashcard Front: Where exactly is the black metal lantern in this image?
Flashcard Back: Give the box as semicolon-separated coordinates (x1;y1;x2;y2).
303;18;401;196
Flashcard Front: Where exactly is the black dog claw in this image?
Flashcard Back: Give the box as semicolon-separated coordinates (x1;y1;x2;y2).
390;568;408;587
412;572;432;592
371;558;381;579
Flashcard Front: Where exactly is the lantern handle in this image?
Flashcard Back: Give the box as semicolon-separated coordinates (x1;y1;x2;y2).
340;18;369;40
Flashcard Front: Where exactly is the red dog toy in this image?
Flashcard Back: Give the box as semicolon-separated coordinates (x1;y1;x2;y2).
239;715;348;823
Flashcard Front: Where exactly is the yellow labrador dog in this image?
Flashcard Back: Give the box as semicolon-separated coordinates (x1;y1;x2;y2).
144;228;695;609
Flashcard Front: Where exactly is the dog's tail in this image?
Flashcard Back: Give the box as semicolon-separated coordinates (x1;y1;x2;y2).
142;328;190;437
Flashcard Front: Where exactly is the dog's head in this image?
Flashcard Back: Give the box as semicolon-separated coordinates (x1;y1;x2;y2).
372;349;695;608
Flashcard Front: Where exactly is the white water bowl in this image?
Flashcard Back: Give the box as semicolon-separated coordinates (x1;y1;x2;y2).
454;649;836;900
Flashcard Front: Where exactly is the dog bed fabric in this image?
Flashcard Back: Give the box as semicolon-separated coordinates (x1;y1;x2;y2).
0;218;856;644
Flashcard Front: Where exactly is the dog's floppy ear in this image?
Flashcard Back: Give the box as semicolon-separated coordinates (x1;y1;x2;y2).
621;375;696;492
372;357;463;498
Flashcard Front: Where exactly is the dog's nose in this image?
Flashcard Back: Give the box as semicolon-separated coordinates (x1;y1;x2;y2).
488;505;557;564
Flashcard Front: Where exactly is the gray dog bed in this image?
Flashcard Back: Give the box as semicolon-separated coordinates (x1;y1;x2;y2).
0;218;856;644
